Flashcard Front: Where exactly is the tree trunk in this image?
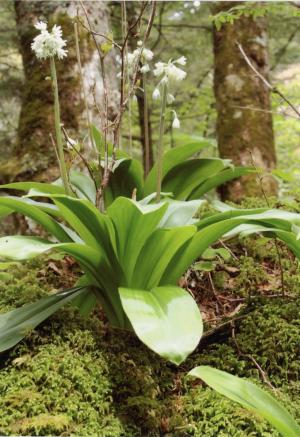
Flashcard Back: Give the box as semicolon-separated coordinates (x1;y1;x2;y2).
8;0;117;182
126;2;154;174
213;1;277;201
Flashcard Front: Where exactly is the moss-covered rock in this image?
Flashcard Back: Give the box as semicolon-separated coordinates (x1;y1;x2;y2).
0;259;299;436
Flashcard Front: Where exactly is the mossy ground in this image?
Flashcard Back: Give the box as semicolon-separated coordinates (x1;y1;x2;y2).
0;241;299;436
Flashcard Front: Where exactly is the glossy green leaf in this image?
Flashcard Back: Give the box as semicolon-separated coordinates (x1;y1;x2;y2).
189;167;256;199
0;205;12;219
104;158;144;206
0;197;71;242
0;286;88;352
107;197;168;281
161;216;284;285
51;196;115;256
188;366;300;437
69;171;96;203
158;199;205;228
132;225;196;289
144;141;213;195
0;181;65;195
162;158;227;200
0;235;124;327
119;286;203;365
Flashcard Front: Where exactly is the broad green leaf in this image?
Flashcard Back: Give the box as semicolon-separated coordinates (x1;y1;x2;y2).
104;158;144;206
189;167;256;199
69;171;96;203
0;205;12;219
0;236;55;260
158;199;206;228
119;286;203;365
0;197;71;242
0;181;65;195
139;192;173;205
72;275;97;316
162;158;227;200
0;235;124;327
107;197;168;281
51;196;116;260
0;286;88;352
144;141;213;195
188;366;300;437
132;225;197;289
161;217;282;285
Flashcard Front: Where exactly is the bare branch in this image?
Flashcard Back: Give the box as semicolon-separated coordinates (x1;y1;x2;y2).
237;41;300;118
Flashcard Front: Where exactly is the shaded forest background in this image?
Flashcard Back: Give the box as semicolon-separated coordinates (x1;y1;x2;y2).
1;1;300;201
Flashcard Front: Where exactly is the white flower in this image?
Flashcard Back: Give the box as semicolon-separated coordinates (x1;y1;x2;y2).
172;114;180;129
152;88;160;100
126;45;154;76
165;64;186;82
140;64;150;74
31;21;67;60
153;59;187;83
141;48;154;62
174;56;187;66
35;21;47;31
167;93;175;104
153;62;165;77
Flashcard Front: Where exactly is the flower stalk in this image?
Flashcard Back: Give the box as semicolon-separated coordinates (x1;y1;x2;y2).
143;74;150;176
50;56;71;195
156;82;167;202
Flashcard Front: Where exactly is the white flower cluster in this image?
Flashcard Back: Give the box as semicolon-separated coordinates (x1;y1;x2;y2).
31;21;67;60
126;41;154;76
152;57;187;129
153;56;187;83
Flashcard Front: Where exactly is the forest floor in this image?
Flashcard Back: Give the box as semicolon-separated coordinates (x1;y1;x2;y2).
0;198;300;436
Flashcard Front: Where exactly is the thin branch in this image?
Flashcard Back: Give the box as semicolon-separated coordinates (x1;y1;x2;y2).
79;21;122;50
237;41;300;118
61;126;97;192
231;322;276;391
247;149;285;297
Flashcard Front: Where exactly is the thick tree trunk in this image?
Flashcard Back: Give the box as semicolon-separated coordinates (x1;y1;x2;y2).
8;0;117;182
213;2;277;201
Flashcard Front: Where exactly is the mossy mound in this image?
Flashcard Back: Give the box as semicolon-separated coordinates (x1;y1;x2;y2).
0;260;299;435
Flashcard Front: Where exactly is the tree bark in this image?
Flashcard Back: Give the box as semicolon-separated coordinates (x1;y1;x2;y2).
213;1;277;201
7;0;117;182
126;2;154;174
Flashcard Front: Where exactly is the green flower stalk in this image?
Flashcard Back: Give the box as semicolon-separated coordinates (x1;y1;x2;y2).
50;56;71;195
156;83;167;202
31;20;71;195
153;56;187;202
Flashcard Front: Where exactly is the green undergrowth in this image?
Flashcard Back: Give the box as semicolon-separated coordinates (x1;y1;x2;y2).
0;257;299;436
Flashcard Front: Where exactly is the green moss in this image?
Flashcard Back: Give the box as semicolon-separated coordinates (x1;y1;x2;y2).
0;260;299;435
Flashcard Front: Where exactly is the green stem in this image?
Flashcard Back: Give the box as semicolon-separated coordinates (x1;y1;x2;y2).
143;74;150;176
50;56;71;195
156;83;167;202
